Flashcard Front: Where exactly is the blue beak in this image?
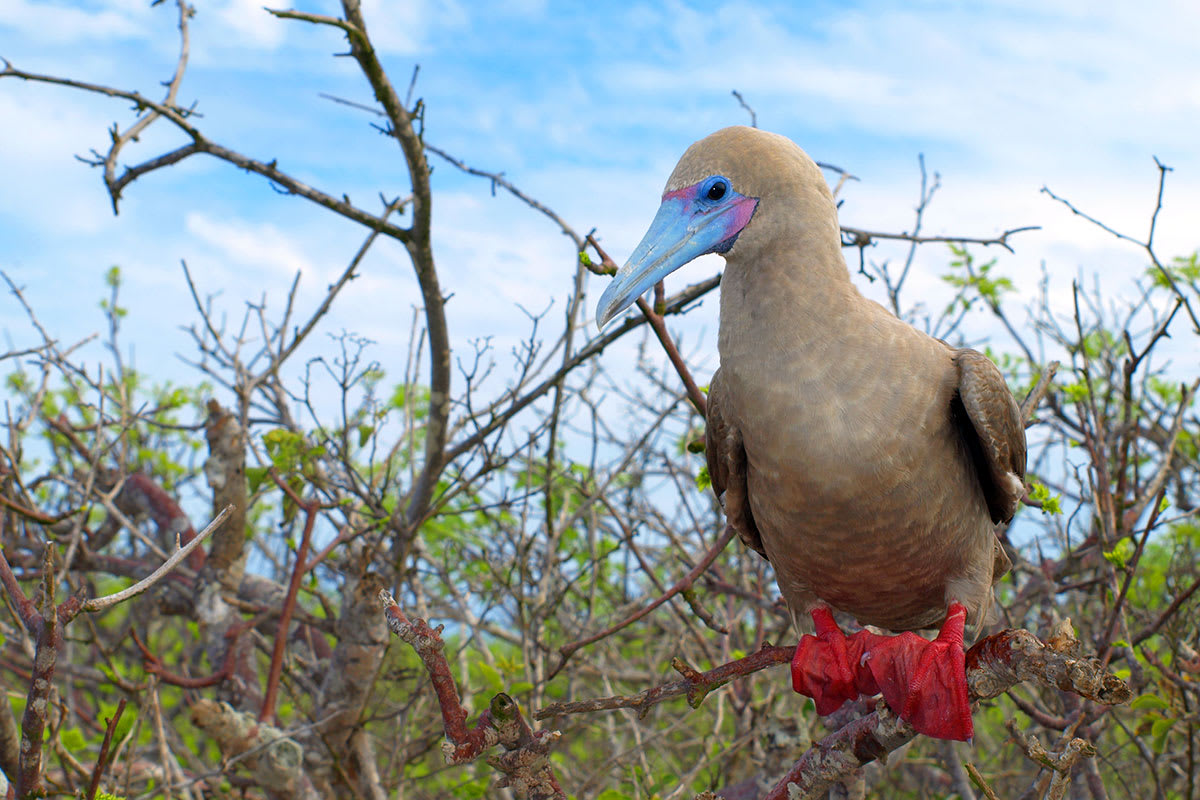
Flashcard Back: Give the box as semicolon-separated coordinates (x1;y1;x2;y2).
596;188;757;329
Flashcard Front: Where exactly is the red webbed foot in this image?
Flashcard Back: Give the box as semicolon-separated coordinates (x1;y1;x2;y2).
790;603;974;741
791;607;872;715
859;603;973;741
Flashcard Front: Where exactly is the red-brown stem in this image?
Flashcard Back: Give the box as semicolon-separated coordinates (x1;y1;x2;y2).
85;697;126;800
0;493;69;526
133;622;251;688
17;605;59;799
301;527;347;573
637;295;708;416
379;596;490;756
0;532;38;631
260;487;317;723
550;525;736;678
376;599;568;796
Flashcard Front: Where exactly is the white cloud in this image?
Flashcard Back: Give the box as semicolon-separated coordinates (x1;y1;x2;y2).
212;0;287;50
357;0;469;54
0;92;118;236
185;212;324;281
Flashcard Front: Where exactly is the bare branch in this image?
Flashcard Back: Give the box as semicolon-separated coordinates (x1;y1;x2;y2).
841;224;1040;254
82;505;232;613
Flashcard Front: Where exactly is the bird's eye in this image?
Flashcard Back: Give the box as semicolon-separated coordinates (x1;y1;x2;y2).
706;180;728;201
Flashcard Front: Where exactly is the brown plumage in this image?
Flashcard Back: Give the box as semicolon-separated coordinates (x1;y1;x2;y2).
688;127;1025;635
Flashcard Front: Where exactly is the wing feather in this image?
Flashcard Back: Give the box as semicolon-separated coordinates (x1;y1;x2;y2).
953;349;1027;525
706;368;766;558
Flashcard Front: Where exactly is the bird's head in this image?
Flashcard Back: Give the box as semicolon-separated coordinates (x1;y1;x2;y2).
596;126;835;329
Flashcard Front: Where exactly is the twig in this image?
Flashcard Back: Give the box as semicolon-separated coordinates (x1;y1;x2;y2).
12;547;62;798
730;90;757;128
1020;361;1060;423
885;154;941;313
132;622;253;688
85;698;127;800
965;762;1001;800
585;235;709;417
0;63;413;240
535;644;793;720
82;505;231;613
550;525;736;677
260;474;318;723
1042;164;1200;333
94;0;193;212
840;224;1040;254
1006;720;1097;800
1131;572;1200;647
442;274;721;464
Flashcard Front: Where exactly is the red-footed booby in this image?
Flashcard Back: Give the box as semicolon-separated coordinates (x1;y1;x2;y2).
596;127;1025;741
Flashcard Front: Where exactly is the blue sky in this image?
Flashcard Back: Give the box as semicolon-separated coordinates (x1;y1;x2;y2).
2;0;1199;396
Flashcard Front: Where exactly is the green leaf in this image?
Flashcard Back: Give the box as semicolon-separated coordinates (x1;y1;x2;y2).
263;428;305;472
477;662;503;694
1061;379;1090;403
61;727;87;751
1145;251;1200;289
1103;538;1136;570
1151;716;1175;753
1028;481;1062;515
245;466;269;494
695;465;711;492
1131;693;1169;711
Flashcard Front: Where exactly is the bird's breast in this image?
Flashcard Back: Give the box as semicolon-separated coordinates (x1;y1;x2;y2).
720;327;991;630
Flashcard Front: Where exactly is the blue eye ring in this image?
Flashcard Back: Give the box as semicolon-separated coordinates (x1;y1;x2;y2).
702;176;730;202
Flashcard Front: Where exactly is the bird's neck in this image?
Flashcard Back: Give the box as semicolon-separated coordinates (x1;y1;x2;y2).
717;225;860;369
